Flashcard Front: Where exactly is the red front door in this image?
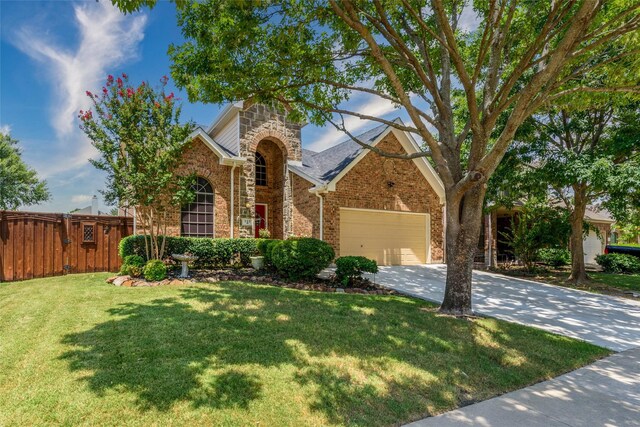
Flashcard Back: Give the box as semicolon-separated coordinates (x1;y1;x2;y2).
255;204;267;237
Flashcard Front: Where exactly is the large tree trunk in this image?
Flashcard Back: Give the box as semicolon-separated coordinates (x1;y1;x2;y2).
439;186;486;316
568;186;589;284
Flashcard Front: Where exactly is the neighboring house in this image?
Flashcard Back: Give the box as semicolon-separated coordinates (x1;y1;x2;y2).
70;195;110;216
479;205;614;267
164;101;445;265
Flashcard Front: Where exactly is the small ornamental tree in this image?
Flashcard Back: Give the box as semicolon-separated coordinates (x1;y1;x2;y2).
501;199;572;271
79;74;195;260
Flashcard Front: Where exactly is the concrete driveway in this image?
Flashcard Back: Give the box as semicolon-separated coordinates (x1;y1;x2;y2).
369;264;640;351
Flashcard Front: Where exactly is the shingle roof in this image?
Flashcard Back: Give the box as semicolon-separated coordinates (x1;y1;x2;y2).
290;121;396;184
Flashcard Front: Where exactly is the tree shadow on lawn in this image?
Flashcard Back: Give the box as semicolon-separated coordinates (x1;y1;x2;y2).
58;282;598;425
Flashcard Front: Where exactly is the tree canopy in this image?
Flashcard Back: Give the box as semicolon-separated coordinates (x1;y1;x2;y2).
0;133;50;210
488;99;640;281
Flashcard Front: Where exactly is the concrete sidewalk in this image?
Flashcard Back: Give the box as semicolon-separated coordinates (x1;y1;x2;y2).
407;347;640;427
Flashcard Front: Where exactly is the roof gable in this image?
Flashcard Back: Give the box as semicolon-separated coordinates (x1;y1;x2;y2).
290;121;445;203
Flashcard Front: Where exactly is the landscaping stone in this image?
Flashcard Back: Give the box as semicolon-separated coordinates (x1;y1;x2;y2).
122;280;135;287
113;276;131;286
106;276;118;284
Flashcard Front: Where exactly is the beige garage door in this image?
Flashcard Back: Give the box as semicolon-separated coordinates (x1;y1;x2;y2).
340;208;430;265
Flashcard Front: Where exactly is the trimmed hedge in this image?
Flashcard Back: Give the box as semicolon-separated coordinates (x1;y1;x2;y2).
271;237;335;280
119;235;262;268
143;259;167;281
595;253;640;274
536;248;570;267
335;256;378;286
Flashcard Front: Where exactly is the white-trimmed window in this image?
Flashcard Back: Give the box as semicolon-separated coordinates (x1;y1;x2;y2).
181;177;214;237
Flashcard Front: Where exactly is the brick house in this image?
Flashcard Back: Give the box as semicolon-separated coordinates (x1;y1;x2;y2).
165;101;446;265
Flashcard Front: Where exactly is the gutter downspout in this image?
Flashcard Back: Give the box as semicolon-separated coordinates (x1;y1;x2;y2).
230;165;237;238
311;185;328;241
133;206;137;235
315;192;324;241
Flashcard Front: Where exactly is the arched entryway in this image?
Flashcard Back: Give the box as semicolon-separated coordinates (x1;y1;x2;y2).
254;139;286;239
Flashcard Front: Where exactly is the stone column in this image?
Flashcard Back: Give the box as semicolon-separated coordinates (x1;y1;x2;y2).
282;165;293;238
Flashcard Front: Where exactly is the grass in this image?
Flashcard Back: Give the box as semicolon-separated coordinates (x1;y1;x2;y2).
494;267;640;295
0;273;609;426
589;272;640;292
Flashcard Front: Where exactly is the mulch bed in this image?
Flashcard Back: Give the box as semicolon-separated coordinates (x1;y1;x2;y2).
107;268;397;295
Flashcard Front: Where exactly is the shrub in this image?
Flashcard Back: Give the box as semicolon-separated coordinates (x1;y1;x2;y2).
271;237;334;280
335;256;378;286
256;239;280;269
118;235;260;268
143;259;167;281
258;228;271;238
120;254;145;277
500;200;571;271
595;253;640;274
536;248;571;268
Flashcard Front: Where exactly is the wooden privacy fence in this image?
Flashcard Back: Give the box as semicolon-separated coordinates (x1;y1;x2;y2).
0;211;133;282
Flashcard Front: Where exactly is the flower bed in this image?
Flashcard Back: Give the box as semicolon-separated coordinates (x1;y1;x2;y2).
106;268;396;295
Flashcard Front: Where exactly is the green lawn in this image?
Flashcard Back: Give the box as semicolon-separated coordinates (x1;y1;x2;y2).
589;272;640;292
495;268;640;295
0;274;608;426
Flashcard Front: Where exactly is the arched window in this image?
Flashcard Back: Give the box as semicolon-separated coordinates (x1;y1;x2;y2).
181;177;214;237
255;152;267;186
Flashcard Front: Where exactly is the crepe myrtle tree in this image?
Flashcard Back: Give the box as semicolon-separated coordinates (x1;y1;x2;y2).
114;0;640;315
79;74;195;260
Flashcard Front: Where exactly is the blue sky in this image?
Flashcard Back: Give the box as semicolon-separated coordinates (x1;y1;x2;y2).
0;1;403;213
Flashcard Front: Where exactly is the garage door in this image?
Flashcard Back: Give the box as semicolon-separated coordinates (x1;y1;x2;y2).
583;230;603;265
339;208;430;265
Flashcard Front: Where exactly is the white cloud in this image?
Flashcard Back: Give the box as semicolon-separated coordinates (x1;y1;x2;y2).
0;124;10;135
70;194;93;204
306;95;401;152
11;1;147;177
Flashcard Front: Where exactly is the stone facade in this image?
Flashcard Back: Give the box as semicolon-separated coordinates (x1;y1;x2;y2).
237;103;302;238
291;133;444;262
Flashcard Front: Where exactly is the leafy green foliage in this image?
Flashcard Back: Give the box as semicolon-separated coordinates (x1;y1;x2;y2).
143;259;168;281
119;235;261;268
536;248;571;268
595;253;640;274
335;256;379;287
0;133;50;210
79;74;195;260
256;239;280;270
119;255;145;277
271;238;334;281
502;201;571;271
258;228;271;239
